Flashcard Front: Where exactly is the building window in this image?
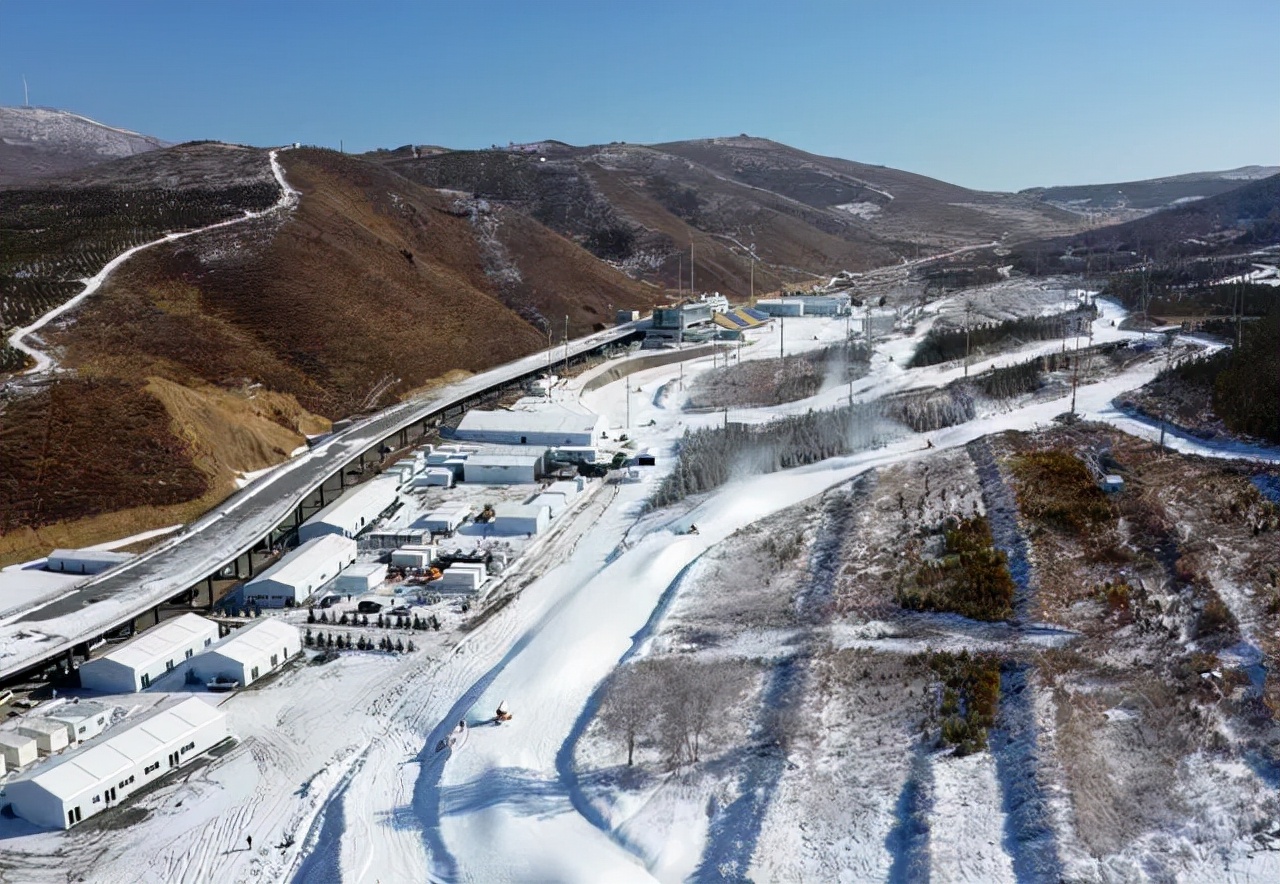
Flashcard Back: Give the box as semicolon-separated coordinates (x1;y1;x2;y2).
180;741;196;755
165;660;174;671
251;666;260;681
271;654;278;667
145;762;160;775
78;726;86;734
141;673;151;688
69;807;82;825
92;795;101;804
185;649;194;659
205;637;212;646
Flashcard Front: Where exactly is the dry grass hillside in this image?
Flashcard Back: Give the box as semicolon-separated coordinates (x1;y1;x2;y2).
380;135;1082;299
1;145;653;562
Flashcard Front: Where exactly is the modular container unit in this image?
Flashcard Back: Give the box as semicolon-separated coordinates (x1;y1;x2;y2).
42;703;111;745
16;718;71;755
0;730;38;769
390;546;438;569
491;503;551;536
333;562;388;594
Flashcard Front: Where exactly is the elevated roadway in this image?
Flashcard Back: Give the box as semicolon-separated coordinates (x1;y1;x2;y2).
0;323;643;682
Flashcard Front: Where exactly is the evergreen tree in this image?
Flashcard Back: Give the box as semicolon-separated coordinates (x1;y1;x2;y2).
307;608;316;624
395;638;405;652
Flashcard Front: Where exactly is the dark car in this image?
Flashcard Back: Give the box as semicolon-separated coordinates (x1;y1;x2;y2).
357;600;383;614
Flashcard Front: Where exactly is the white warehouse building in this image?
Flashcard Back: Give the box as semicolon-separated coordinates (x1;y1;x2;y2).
189;619;301;688
46;549;133;576
333;562;387;594
454;405;607;447
464;453;543;485
242;534;357;608
4;697;229;830
298;478;400;543
78;614;221;694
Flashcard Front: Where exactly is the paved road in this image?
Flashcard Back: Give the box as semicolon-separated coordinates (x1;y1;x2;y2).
0;324;641;680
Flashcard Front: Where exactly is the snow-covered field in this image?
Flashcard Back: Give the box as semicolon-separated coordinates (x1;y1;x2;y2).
3;277;1278;883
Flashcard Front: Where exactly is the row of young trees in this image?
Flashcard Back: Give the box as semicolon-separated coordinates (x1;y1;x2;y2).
599;657;752;768
908;305;1096;368
305;628;416;652
306;608;441;630
648;402;888;508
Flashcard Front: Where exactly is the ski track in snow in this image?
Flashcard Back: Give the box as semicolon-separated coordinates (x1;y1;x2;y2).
8;283;1280;883
6;146;299;376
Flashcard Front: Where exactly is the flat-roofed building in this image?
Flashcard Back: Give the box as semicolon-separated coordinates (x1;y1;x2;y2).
298;478;400;543
42;703;112;745
455;406;607;448
45;549;133;576
0;730;38;769
16;718;70;755
78;614;220;693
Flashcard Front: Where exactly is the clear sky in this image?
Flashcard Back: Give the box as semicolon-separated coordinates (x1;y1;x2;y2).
1;0;1276;191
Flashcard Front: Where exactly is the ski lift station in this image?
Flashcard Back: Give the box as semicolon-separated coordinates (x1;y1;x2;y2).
45;548;134;576
241;534;357;608
78;614;221;694
4;697;229;830
189;619;301;688
297;477;400;543
454;404;607;447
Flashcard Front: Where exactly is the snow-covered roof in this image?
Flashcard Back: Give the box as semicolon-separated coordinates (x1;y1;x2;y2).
304;479;399;531
544;480;581;497
248;535;354;588
6;698;224;800
43;702;111;726
457;407;605;437
342;562;386;579
493;503;550;519
0;730;36;749
17;718;66;738
467;454;543;468
47;549;133;566
203;619;299;667
93;613;218;673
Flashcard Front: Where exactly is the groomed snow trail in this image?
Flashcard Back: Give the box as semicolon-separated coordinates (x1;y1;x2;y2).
6;147;299;375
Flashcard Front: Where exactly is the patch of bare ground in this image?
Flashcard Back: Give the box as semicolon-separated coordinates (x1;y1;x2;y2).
999;424;1280;867
834;449;985;618
686;344;870;410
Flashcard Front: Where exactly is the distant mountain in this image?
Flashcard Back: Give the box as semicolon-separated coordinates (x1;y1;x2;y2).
1022;166;1280;218
0;106;169;185
1011;172;1280;272
375;135;1083;298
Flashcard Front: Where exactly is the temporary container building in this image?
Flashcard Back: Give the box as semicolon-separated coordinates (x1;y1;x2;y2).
298;478;399;543
189;619;301;689
454;406;608;447
390;546;438;569
333;562;388;594
78;614;220;693
436;563;486;593
16;718;71;755
4;697;229;829
241;535;357;608
42;703;112;745
419;504;472;534
0;730;38;769
491;503;551;536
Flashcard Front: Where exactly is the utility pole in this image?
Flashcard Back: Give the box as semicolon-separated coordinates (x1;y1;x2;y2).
545;322;554;395
1158;331;1175;449
749;242;756;305
563;315;569;375
963;300;974;378
780;314;785;359
626;381;631;429
690;241;695;295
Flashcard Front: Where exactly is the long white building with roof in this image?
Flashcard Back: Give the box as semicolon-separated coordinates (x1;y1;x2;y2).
241;534;356;608
189;619;301;688
298;477;400;543
454;405;607;447
78;614;220;694
4;697;229;829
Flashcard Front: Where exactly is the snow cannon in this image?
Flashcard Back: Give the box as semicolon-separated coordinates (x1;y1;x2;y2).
495;700;512;724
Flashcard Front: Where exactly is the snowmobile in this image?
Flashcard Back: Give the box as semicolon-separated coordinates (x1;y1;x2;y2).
493;700;513;725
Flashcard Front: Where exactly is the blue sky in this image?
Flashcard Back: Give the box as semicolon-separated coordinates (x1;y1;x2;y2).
1;0;1275;191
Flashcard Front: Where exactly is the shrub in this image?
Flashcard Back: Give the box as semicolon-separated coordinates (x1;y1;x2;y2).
1010;450;1112;535
898;516;1016;621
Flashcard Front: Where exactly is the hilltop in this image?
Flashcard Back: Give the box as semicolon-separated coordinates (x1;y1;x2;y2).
0;106;169;185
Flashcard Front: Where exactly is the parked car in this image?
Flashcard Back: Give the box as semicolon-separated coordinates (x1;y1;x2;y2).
389;606;412;616
357;600;383;614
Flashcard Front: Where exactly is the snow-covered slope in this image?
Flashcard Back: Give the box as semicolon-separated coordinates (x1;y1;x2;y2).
0;105;169;184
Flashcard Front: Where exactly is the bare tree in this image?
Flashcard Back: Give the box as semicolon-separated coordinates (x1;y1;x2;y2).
654;658;752;766
600;663;660;767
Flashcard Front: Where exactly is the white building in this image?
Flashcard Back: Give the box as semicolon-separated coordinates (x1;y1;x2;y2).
333;562;387;594
419;504;472;534
42;703;111;745
365;528;430;550
78;614;221;693
298;478;400;543
390;546;437;569
545;478;584;500
454;405;607;447
0;730;38;770
242;534;357;608
45;549;133;576
465;453;542;485
16;718;70;755
189;619;301;688
491;502;551;536
528;491;569;516
4;697;229;830
409;467;455;488
754;298;806;317
436;563;486;593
